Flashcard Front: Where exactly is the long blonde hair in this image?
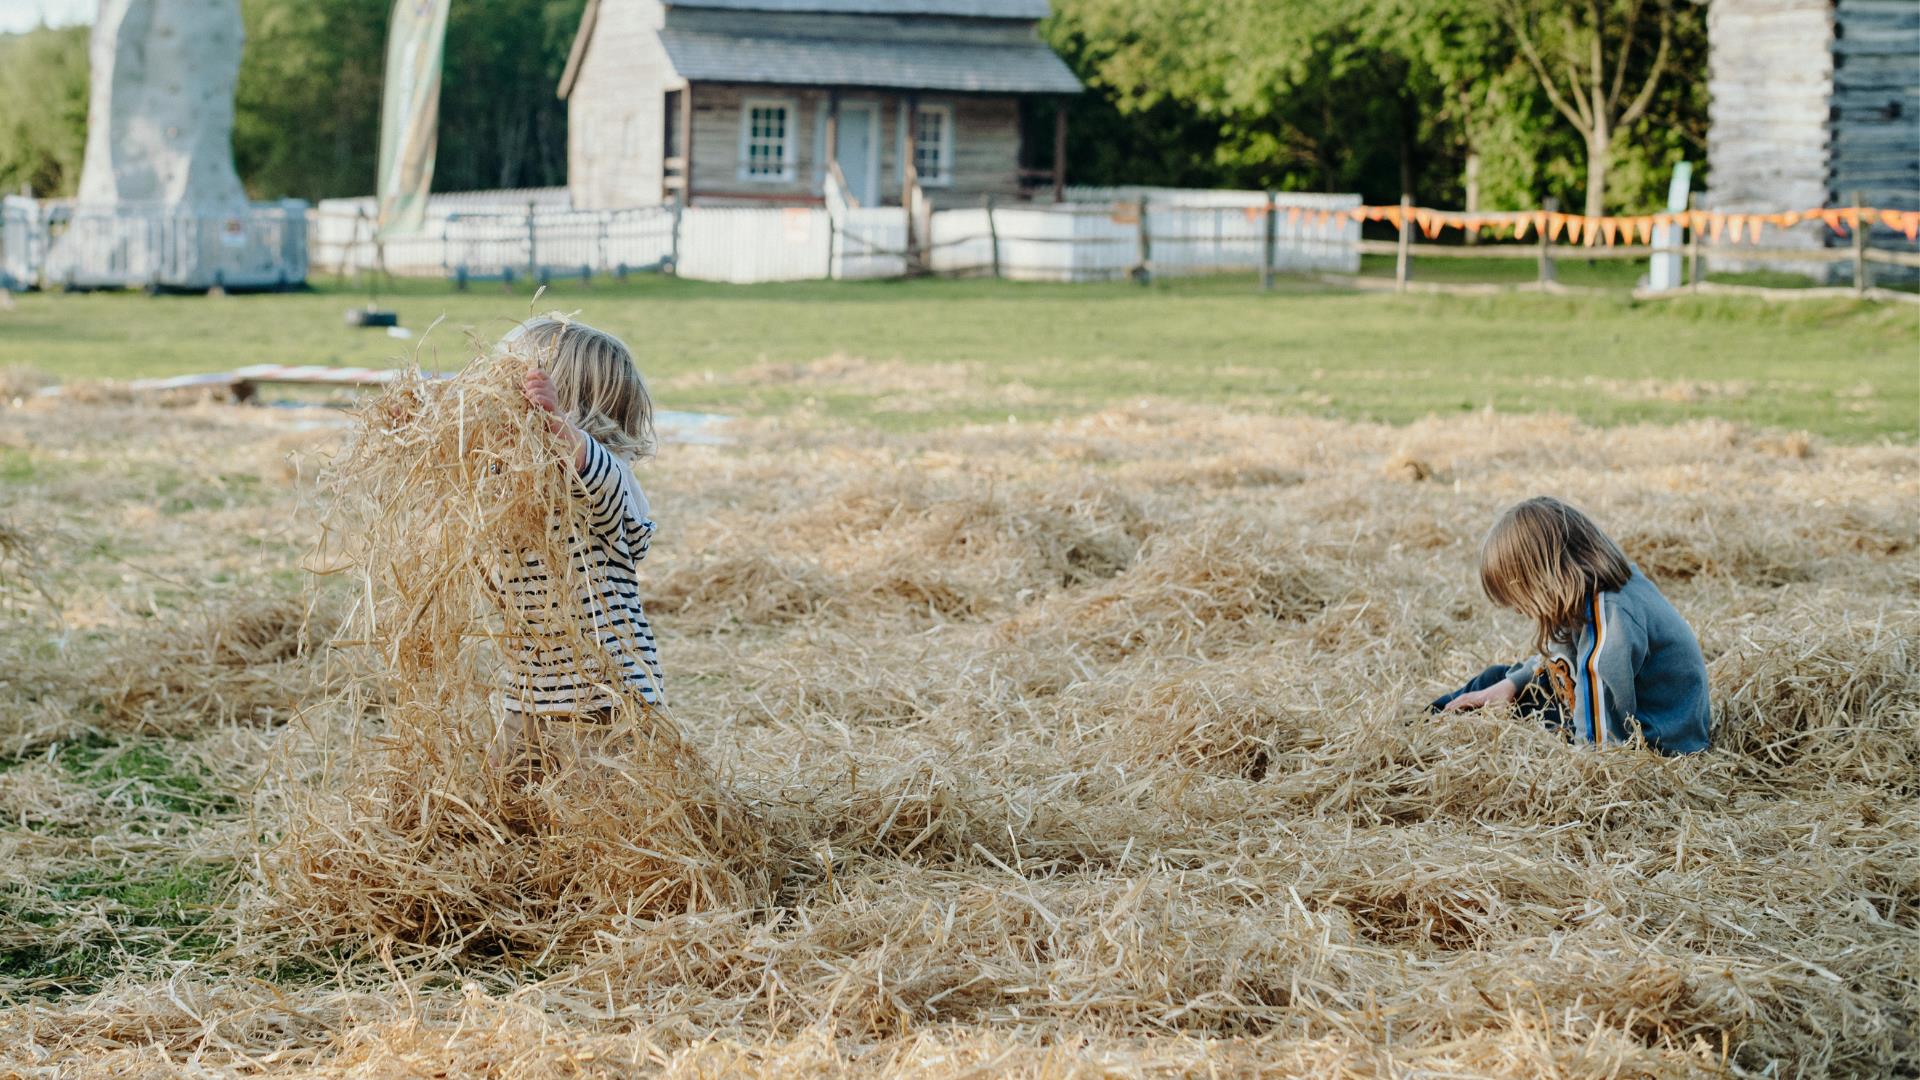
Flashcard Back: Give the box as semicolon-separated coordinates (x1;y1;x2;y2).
499;315;655;460
1480;496;1631;656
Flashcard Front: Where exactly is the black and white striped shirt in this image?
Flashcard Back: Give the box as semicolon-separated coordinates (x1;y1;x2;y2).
498;437;662;714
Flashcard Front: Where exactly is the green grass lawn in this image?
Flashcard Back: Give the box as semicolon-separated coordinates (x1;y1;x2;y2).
3;273;1915;440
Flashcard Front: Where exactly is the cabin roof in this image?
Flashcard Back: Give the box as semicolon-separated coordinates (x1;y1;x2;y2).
559;0;1075;98
656;27;1081;93
666;0;1051;16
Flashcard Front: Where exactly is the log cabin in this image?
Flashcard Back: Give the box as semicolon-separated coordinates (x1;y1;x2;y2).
1706;0;1919;274
557;0;1082;211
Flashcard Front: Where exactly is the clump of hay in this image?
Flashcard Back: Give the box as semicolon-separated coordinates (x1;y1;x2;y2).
1080;662;1298;781
266;347;767;957
0;516;52;609
1004;518;1341;661
93;594;340;735
1383;451;1435;482
1711;611;1919;788
0;366;54;403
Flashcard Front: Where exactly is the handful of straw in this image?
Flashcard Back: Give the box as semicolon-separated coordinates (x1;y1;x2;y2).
269;346;767;958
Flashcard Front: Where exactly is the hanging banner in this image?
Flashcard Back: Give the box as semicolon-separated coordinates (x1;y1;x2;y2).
375;0;452;240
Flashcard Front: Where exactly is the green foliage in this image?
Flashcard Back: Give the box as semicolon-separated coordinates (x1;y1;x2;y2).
236;0;585;200
0;25;89;197
1047;0;1708;213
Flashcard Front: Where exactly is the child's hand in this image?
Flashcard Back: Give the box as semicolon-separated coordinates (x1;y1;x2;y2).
522;369;587;471
523;370;562;418
1442;679;1518;713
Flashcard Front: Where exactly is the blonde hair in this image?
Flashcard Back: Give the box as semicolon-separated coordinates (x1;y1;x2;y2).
499;315;655;460
1479;496;1632;656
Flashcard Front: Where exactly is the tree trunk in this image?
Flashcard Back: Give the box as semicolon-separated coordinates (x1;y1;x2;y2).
1584;127;1610;219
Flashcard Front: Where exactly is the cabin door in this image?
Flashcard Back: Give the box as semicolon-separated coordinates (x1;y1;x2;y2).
834;103;879;206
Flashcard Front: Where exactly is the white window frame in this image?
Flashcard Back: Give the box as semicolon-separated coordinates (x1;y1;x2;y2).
738;97;798;183
909;103;955;188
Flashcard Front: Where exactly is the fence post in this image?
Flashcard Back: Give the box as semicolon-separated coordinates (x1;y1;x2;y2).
597;212;609;282
985;195;1001;280
1687;202;1701;292
1394;193;1412;292
827;211;838;280
1851;191;1868;296
1135;195;1151;285
1261;190;1276;291
669;200;683;275
525;200;537;283
1538;196;1557;286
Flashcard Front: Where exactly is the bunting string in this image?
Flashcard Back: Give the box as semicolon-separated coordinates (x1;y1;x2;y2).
1240;203;1920;244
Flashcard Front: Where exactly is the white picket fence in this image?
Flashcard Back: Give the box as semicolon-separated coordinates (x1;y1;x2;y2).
932;192;1361;281
3;186;1359;289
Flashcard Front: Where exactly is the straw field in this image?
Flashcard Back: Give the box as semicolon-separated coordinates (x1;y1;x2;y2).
0;348;1915;1079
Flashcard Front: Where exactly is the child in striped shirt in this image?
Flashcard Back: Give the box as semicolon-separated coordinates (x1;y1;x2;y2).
496;317;663;744
1429;496;1711;756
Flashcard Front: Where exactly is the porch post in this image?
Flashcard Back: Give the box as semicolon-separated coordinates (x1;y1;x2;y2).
679;84;695;206
902;93;918;208
826;89;840;187
1051;103;1067;202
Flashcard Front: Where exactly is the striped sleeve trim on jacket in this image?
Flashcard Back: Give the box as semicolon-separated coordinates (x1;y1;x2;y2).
1585;590;1609;747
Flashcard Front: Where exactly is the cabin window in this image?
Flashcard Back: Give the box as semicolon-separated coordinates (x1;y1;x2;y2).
912;104;954;186
739;99;796;182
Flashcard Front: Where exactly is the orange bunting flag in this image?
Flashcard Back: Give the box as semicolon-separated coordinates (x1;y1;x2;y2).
1548;213;1568;242
1348;207;1367;222
1287;206;1303;225
1416;210;1441;238
1880;209;1904;232
1511;214;1531;241
1903;212;1920;242
1688;211;1709;233
1820;209;1848;237
1726;215;1746;244
1635;216;1654;245
1707;214;1726;242
1604;218;1622;246
1746;217;1764;244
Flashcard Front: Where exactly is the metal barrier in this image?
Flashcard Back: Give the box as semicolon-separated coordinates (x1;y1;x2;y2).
2;200;308;291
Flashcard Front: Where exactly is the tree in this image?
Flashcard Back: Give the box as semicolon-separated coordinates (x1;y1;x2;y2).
1497;0;1675;216
0;26;89;197
1044;0;1440;202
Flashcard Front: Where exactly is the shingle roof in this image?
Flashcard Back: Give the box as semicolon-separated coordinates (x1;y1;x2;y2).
667;0;1051;17
659;28;1082;93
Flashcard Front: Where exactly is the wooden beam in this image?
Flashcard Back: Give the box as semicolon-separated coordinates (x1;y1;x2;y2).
679;84;695;206
1052;104;1067;202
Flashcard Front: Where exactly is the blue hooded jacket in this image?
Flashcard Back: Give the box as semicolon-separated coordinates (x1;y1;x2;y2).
1505;566;1711;755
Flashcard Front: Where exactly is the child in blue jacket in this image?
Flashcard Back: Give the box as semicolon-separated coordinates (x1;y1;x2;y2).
1430;496;1711;756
